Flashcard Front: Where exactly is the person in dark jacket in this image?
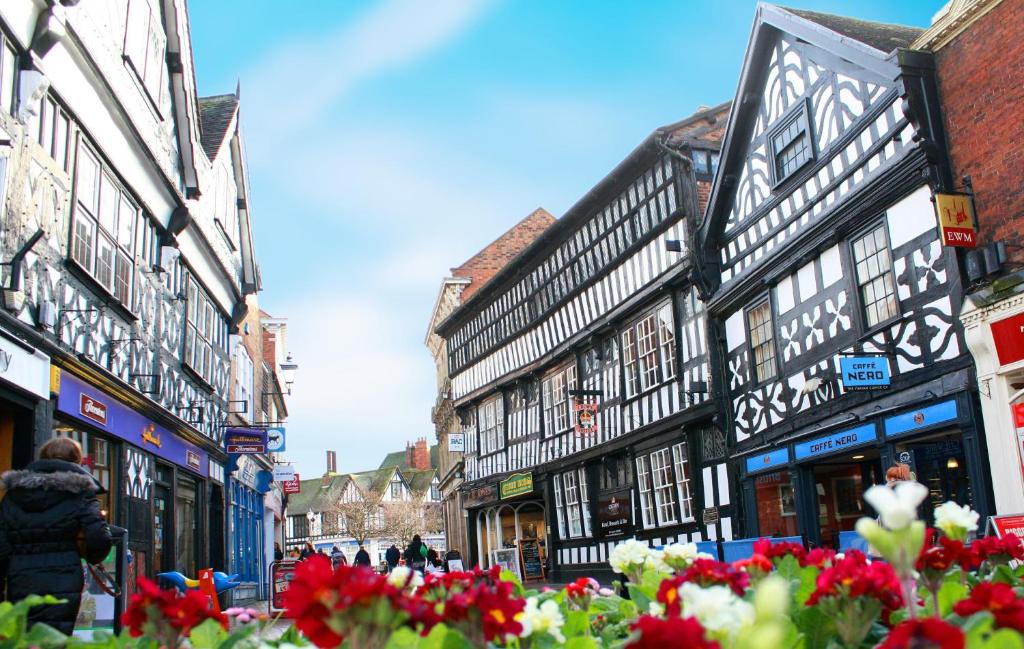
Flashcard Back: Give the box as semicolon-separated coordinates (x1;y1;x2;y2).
385;544;401;572
404;534;427;573
0;437;112;635
426;546;438;567
353;544;371;567
300;541;315;560
274;542;284;562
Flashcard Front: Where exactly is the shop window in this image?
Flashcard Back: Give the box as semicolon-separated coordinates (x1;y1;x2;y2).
753;471;799;538
852;224;899;328
54;425;114;520
541;362;576;436
479;395;504;455
71;142;137;306
894;432;971;526
175;476;199;574
636;444;694;529
747;299;776;384
622;303;676;398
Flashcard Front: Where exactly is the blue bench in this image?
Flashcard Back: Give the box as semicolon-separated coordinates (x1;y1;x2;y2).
695;540;720;560
838;530;870;553
721;536;803;562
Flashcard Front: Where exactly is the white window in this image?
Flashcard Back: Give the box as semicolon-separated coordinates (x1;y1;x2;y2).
635;456;656;529
563;470;583;538
748;300;776;384
578;467;592;537
215;165;239;247
658;304;676;381
71;142;136;306
390;480;402;500
650;449;678;525
479;395;504;455
34;94;71;171
124;0;167;107
672;442;694;521
622;303;676;398
852;225;899;328
552;474;566;538
233;344;254;423
542;363;576;436
184;277;224;385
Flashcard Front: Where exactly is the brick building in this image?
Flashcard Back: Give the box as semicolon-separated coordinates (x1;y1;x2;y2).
425;208;556;559
925;0;1024;515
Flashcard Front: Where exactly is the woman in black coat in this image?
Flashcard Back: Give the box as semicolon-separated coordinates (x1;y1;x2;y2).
0;437;112;635
404;534;426;573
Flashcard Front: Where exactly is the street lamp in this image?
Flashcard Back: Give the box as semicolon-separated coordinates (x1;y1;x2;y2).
281;354;298;395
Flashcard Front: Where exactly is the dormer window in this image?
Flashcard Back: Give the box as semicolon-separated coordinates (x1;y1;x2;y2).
770;100;814;185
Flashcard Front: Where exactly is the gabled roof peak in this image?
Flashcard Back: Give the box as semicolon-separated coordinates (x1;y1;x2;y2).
198;93;239;161
779;6;924;53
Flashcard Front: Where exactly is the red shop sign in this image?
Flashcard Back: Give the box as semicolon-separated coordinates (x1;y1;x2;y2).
282;474;301;494
991;514;1024;543
79;394;108;426
991;312;1024;366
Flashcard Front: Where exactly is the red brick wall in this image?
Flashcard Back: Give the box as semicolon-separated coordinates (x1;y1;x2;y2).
453;208;556;300
697;180;713;216
935;0;1024;260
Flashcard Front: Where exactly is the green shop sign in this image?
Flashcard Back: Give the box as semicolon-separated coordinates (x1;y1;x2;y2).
499;472;534;499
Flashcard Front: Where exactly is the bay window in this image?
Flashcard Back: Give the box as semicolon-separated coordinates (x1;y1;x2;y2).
184;277;225;385
71;142;137;306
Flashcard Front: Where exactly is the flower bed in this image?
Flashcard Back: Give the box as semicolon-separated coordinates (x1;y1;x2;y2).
2;484;1023;648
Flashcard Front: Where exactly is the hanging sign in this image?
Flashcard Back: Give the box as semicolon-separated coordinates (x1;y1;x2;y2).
573;398;599;438
934;192;977;248
991;312;1024;366
266;427;286;453
282;473;301;494
449;433;465;452
225;427;267;454
499;472;534;499
839;356;891;391
273;464;296;482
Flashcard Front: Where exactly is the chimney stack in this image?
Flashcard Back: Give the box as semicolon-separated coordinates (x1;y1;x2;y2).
326;450;337;474
412;437;430;471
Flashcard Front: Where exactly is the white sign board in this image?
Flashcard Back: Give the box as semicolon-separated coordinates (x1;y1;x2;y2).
449;433;465;452
0;331;49;399
272;464;296;482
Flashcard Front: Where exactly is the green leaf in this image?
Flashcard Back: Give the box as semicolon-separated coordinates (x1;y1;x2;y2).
563;610;590;638
23;622;69;649
963;611;996;649
775;555;801;582
794;606;834;649
565;637;600;649
794;567;819;607
384;627;421;649
188;618;229;649
938;579;969;618
983;628;1024;649
991;565;1017;585
625;584;652;615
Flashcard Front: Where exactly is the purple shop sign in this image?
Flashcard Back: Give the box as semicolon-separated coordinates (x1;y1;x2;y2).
57;373;209;476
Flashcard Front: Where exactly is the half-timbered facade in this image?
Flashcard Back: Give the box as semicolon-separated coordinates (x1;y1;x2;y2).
698;6;990;547
436;104;731;581
0;0;265;599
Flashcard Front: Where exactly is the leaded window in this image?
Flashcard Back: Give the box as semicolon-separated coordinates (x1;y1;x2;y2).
771;103;813;184
635;443;695;530
852;225;899;328
542;363;575;436
622;303;676;398
555;467;591;539
747;300;776;383
124;0;167;107
184;276;225;385
479;395;504;455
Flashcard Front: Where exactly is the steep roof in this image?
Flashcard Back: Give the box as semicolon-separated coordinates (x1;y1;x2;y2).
451;208;556;301
198;93;238;160
405;468;437;494
783;7;923;53
377;445;440;471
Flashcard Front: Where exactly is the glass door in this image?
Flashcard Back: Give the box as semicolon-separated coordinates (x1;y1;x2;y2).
175;476;198;574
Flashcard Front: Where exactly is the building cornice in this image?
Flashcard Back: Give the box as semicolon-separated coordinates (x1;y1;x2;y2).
912;0;1004;51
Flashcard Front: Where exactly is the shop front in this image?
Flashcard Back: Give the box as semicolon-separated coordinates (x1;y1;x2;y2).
229;454;268;603
741;393;985;547
53;370;212;586
0;326;51;473
466;473;548;577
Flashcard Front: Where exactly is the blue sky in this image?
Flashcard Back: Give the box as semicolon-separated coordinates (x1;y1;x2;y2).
188;0;939;477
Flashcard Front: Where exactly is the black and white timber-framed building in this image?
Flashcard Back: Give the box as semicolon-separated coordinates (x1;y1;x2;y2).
698;6;992;547
435;104;732;581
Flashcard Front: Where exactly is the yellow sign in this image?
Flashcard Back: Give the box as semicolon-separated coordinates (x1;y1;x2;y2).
934;192;977;248
499;472;534;499
50;366;61;395
141;423;162;448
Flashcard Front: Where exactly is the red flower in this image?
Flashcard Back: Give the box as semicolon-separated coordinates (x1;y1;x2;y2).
971;535;1024;564
753;538;806;562
732;553;773;575
953;582;1024;632
121;577;223;639
880;618;965;649
681;558;749;596
627;615;719;649
918;537;977;577
801;548;836;568
475;582;525;642
806;550;902;611
656;575;686;617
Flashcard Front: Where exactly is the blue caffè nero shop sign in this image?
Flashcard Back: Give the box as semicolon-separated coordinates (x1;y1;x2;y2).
794;424;875;461
839;356;891;390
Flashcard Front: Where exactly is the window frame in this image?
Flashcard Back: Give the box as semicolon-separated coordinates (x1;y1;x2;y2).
745;297;778;386
541;361;576;438
122;0;168;112
850;220;901;333
233;343;254;424
621;301;677;399
769;99;815;187
634;442;696;530
0;34;16;116
183;274;225;387
478;394;505;456
555;467;591;540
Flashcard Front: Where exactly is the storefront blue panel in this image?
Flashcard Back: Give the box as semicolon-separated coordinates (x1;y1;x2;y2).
793;424;875;460
230;480;266;596
745;448;789;474
884;400;958;438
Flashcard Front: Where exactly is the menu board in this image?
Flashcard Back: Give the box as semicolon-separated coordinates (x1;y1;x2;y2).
518;539;544;581
492;548;521;581
270;560;298;613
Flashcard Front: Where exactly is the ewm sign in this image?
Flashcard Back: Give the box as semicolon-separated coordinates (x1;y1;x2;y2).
839;356;891;391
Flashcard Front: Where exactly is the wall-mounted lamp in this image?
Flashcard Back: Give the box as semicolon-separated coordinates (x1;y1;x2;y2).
946;457;960;470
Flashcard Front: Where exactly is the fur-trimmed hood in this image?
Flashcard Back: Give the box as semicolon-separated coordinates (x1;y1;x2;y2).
1;459;104;494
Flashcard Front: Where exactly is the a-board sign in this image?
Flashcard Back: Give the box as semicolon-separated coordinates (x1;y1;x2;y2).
988;513;1024;542
447;558;464;572
225;427;267;454
492;548;521;581
270;560;299;613
518;539;544;581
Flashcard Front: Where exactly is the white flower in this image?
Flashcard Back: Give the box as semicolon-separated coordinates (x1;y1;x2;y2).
648;601;665;616
609;539;651;575
518;598;566;643
864;481;928;529
678;582;754;636
386;566;422;590
934;501;980;539
598;587;615;597
646;548;669;573
662;542;700;570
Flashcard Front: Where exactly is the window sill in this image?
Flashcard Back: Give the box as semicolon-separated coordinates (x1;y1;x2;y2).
63;259;138;323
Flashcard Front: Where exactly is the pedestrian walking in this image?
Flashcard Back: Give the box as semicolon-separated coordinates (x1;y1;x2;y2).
274;542;284;562
300;541;316;560
0;437;112;634
385;544;400;572
404;534;427;573
426;545;438;567
330;545;348;568
353;544;371;568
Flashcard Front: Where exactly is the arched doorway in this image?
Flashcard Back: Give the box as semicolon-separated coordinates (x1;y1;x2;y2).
475;500;548;571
